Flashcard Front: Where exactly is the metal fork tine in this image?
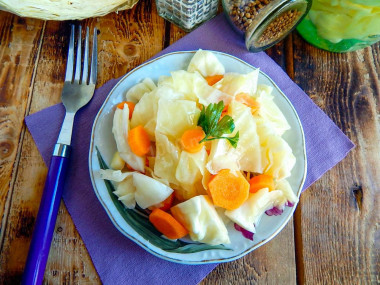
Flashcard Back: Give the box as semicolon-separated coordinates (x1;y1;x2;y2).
82;27;90;84
90;28;97;85
74;25;82;83
64;25;75;82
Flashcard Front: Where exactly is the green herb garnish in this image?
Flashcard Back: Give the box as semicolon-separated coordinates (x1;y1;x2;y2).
197;101;239;148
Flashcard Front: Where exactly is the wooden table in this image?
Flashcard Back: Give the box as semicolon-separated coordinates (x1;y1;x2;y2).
0;1;379;284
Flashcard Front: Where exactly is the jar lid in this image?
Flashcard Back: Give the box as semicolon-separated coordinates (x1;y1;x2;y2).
245;0;311;52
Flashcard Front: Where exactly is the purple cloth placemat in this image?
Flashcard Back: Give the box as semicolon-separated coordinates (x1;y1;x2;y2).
25;14;354;285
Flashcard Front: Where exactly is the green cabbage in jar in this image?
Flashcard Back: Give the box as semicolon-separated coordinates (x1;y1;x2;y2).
309;0;380;43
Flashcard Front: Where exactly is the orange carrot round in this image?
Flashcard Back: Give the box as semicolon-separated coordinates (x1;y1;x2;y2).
235;93;260;111
117;101;135;119
208;169;250;210
180;127;206;153
149;208;188;239
205;75;224;86
249;174;275;193
128;125;151;156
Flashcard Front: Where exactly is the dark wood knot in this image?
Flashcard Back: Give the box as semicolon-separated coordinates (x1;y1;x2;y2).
0;141;13;159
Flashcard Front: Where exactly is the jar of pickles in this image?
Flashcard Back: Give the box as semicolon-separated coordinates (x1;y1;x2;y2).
156;0;219;32
297;0;380;52
222;0;312;52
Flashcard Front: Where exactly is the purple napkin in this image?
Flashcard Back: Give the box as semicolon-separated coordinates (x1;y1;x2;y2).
25;14;354;285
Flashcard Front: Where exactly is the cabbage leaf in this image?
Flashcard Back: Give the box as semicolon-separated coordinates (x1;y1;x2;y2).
112;106;145;172
171;195;230;245
187;49;225;77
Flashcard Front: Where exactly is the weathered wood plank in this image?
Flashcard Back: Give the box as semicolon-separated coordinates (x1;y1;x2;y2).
0;0;166;283
203;222;296;285
0;11;44;267
293;34;380;284
168;23;187;45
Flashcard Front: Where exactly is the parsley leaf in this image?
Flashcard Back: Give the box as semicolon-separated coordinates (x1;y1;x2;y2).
197;101;239;148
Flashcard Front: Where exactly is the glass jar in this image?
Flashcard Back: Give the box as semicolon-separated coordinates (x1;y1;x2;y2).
156;0;219;32
222;0;312;52
297;0;380;52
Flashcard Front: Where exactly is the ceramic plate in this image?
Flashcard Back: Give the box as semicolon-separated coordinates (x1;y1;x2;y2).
89;50;307;264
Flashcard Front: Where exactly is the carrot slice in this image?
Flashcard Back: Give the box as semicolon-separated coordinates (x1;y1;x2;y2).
158;193;175;211
180;127;206;153
205;75;224;86
249;174;275;193
128;125;151;156
235;93;260;112
117;101;135;119
126;163;135;171
218;104;229;121
149;208;188;239
208;169;250;210
148;192;174;212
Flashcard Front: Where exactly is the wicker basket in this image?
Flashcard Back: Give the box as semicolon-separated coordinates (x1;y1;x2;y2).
0;0;139;20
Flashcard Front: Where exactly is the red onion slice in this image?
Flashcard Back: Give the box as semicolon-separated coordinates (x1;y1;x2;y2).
285;201;294;207
265;207;283;216
265;200;295;216
234;223;254;241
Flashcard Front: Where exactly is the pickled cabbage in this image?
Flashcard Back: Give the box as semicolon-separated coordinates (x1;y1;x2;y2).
225;188;288;232
254;85;290;136
229;100;262;173
125;78;156;103
112;106;145;172
99;169;132;182
175;148;208;200
130;86;184;140
110;152;125;170
215;70;259;97
170;70;232;106
275;179;299;204
187;49;225;77
256;118;296;180
102;50;299;246
113;175;136;209
133;172;173;209
309;0;380;42
156;99;200;139
171;195;230;245
154;132;181;186
206;139;240;175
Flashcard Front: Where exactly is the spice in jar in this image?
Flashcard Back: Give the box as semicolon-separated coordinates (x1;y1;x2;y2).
222;0;312;52
229;0;271;32
258;9;303;45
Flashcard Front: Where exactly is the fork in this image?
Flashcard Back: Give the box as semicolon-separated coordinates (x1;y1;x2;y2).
22;25;97;285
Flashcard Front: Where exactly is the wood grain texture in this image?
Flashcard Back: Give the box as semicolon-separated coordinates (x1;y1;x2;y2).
0;12;44;248
203;222;296;285
292;34;380;284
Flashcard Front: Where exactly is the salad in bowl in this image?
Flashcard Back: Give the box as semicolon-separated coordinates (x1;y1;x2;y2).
89;50;306;263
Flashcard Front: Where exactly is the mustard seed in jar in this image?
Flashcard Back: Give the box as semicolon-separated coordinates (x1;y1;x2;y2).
258;9;303;45
222;0;312;52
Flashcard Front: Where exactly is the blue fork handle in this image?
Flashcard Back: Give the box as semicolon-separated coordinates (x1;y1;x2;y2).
22;145;70;285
